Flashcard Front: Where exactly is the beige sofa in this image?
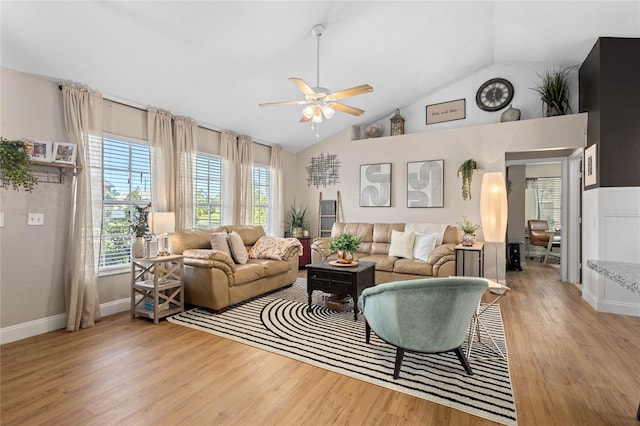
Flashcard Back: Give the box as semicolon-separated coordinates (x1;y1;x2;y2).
169;225;301;312
311;222;461;284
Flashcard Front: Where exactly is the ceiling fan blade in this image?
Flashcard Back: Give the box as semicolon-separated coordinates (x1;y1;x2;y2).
259;100;309;107
299;115;312;123
333;103;365;116
289;78;316;96
328;84;373;101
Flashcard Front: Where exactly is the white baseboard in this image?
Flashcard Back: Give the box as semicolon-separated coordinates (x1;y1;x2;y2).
0;297;131;345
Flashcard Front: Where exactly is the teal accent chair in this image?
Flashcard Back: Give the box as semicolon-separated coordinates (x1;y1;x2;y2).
361;277;488;379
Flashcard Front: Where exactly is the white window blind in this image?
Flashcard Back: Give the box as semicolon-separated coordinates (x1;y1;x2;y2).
253;165;271;235
526;177;561;230
101;135;151;269
194;154;222;229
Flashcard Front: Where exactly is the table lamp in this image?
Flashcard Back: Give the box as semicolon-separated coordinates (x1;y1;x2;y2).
149;212;175;257
480;172;508;285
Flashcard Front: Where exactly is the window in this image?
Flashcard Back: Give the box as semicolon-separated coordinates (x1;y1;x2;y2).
194;154;222;228
526;177;561;230
253;165;271;235
100;135;151;270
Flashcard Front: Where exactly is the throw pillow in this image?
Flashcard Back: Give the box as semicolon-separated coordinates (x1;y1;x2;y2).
228;231;249;264
209;232;232;258
388;230;415;259
413;232;438;261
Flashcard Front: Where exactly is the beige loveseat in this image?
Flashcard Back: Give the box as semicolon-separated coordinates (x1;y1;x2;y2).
169;225;301;312
311;222;461;284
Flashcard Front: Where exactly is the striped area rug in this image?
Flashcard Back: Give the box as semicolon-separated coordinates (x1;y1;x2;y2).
168;279;516;425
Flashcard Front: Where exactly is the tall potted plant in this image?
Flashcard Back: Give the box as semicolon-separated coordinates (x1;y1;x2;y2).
532;67;573;117
0;138;37;192
129;203;151;258
286;203;308;238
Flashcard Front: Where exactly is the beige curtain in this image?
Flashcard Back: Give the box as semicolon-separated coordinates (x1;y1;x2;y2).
173;117;197;229
148;108;175;212
61;82;103;331
238;135;254;226
221;130;238;224
270;145;283;237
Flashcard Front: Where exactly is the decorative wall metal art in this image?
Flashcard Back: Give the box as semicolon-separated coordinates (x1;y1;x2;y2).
360;163;391;207
306;152;341;188
407;160;444;208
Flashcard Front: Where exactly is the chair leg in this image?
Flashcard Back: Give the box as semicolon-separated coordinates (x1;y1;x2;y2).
365;320;371;344
454;347;474;375
393;348;404;379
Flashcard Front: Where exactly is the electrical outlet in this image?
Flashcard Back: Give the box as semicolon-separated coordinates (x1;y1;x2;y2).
27;213;44;226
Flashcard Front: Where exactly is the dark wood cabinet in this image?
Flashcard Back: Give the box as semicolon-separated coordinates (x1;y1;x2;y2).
297;237;311;268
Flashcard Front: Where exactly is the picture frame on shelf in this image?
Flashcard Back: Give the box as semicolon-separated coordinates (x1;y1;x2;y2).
26;139;53;163
360;163;391;207
407;159;444;208
52;142;77;165
426;98;466;125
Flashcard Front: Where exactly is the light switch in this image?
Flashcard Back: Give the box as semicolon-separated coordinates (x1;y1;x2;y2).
28;213;44;226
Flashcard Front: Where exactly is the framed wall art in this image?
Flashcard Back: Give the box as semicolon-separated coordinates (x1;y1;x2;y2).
26;139;53;163
584;144;597;187
52;142;77;165
426;98;466;125
360;163;391;207
407;160;444;208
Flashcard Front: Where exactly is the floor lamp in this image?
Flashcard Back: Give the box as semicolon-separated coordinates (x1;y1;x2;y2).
480;172;508;285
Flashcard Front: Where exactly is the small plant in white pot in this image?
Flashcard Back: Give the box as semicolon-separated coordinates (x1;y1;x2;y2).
458;216;481;247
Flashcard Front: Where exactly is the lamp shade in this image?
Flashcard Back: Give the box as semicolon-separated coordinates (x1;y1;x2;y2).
480;173;508;243
149;212;175;235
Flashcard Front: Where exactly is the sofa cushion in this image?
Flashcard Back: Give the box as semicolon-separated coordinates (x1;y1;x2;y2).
226;225;266;246
413;232;438;261
209;232;232;258
249;236;303;260
371;223;404;255
359;254;398;272
388;230;415;259
405;223;448;246
228;231;249;264
393;258;434;276
169;228;216;255
248;258;291;275
233;263;267;286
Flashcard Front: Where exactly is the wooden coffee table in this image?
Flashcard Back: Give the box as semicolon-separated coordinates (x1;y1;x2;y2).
306;260;376;320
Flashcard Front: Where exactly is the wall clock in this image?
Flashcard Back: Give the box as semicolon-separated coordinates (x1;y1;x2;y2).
475;78;514;112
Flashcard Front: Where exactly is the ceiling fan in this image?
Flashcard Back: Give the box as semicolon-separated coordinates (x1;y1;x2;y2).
259;24;373;126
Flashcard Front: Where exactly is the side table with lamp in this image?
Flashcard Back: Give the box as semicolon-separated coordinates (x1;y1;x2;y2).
149;212;175;257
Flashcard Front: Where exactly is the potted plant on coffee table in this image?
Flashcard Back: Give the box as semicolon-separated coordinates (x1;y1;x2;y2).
329;233;361;264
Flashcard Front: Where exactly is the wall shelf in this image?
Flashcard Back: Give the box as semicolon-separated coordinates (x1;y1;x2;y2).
30;160;82;184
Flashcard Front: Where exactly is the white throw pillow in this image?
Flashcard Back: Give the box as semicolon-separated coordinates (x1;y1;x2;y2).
388;230;415;259
413;232;438;261
209;232;232;258
228;231;249;264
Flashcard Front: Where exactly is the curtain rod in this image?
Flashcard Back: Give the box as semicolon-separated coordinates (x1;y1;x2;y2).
58;85;271;148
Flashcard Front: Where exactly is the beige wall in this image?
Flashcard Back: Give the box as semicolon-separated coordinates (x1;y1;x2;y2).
295;114;587;280
0;68;298;332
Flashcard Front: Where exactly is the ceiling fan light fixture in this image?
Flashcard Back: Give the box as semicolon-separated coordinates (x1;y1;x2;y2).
312;106;323;123
302;105;314;119
321;104;335;119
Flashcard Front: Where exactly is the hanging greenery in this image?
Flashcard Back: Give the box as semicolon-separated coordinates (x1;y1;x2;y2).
0;138;37;192
457;159;477;200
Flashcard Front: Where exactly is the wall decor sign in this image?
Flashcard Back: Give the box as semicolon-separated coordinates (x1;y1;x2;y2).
407;160;444;208
584;144;597;187
306;152;341;188
360;163;391;207
52;142;77;165
426;98;466;125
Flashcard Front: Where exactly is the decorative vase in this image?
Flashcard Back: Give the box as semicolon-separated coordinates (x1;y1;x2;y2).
462;233;476;247
546;105;561;117
362;125;384;138
291;227;304;238
500;104;521;122
337;250;354;264
131;237;145;258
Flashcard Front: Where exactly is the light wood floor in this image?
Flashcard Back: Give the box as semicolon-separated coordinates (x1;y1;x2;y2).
2;263;639;425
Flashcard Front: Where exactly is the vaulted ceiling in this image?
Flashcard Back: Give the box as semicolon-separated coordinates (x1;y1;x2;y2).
2;1;639;152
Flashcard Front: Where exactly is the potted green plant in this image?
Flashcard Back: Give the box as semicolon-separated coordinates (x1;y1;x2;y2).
129;203;151;258
329;233;361;264
458;216;481;246
532;66;573;117
286;203;308;238
457;159;477;200
0;138;37;192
